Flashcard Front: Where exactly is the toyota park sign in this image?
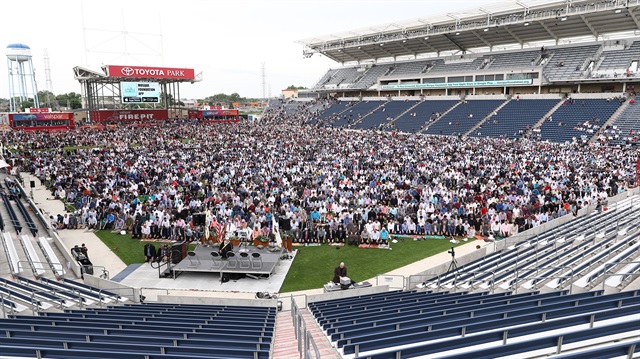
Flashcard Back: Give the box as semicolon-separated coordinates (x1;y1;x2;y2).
106;65;195;80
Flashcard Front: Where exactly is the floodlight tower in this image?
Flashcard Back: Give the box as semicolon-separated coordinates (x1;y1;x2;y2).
6;43;40;112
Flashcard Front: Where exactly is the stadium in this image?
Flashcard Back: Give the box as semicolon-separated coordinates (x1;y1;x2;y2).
0;0;639;359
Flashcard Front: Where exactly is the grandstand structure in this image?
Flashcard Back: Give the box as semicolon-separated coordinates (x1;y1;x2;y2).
1;2;640;359
290;0;640;144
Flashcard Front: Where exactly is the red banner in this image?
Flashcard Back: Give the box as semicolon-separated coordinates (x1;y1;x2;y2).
10;113;73;121
202;109;239;116
10;112;74;130
28;108;51;113
106;65;195;80
188;110;199;119
636;159;640;187
90;109;169;122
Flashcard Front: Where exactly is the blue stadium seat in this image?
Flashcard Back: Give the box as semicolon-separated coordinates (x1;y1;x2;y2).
423;100;505;136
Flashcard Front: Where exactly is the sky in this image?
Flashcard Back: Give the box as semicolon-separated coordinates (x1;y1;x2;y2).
0;0;480;100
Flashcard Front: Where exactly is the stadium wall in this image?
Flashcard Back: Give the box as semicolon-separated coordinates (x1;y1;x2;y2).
84;274;140;302
156;295;278;308
306;285;390;304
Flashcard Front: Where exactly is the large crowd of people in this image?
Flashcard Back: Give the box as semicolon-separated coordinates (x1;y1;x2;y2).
1;102;637;247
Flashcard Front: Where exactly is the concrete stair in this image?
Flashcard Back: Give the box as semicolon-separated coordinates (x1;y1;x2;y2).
273;309;341;359
273;311;301;359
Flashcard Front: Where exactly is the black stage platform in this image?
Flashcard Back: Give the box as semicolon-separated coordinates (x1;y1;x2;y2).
173;244;284;281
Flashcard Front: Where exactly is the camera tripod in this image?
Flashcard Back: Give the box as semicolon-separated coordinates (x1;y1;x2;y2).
447;247;460;285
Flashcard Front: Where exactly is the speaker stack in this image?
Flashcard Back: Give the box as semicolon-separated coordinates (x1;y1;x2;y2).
193;213;206;226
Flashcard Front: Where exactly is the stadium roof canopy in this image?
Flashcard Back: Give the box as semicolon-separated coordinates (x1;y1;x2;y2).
297;0;640;64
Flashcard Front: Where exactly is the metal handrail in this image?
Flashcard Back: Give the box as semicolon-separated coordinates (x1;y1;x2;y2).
150;248;182;278
16;260;57;279
506;265;576;294
601;261;640;291
291;294;322;359
304;329;321;359
0;291;16;318
445;269;497;294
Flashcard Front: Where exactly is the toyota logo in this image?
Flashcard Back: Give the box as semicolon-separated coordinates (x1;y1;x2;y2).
121;67;134;76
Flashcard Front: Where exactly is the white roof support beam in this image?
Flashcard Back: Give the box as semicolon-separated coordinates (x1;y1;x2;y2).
538;21;559;44
627;7;640;29
471;30;493;48
579;14;599;39
503;25;524;46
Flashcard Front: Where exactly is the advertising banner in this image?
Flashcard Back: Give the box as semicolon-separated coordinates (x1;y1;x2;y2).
91;109;169;122
9;112;74;129
27;108;51;113
106;65;195;80
188;110;199;119
202;109;239;117
10;113;73;121
381;79;534;90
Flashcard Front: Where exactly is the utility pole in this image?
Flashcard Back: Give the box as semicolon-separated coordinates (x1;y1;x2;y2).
261;62;267;101
43;49;54;109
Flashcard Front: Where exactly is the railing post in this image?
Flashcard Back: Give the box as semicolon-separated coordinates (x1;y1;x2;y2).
0;292;6;318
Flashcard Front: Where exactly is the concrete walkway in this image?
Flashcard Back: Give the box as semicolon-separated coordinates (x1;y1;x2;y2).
20;172;127;277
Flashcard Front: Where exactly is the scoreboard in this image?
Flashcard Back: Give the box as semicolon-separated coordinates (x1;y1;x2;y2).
121;82;161;103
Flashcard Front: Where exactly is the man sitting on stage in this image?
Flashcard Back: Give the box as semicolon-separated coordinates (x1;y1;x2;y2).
219;238;233;259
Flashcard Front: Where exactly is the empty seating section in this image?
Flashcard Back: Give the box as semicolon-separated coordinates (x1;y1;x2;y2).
332;101;384;127
597;41;640;71
473;99;560;138
487;50;540;70
312;69;337;90
574;233;640;289
353;65;394;89
428;57;484;74
423;100;504;136
548;339;640;359
1;232;20;274
19;234;45;276
422;196;639;293
265;98;281;110
307;288;640;359
323;67;360;88
608;101;640;143
1;192;22;234
37;236;65;278
0;277;67;311
605;260;640;288
539;98;621;142
283;101;304;114
543;44;600;81
309;101;352;124
392;100;459;133
310;42;640;93
353;101;415;130
387;60;430;77
553;230;640;290
0;302;276;359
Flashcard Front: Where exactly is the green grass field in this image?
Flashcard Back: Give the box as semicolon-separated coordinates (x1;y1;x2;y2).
279;239;465;292
94;231;196;264
95;231;468;292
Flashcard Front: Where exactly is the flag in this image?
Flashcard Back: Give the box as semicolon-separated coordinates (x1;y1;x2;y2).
211;219;226;243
